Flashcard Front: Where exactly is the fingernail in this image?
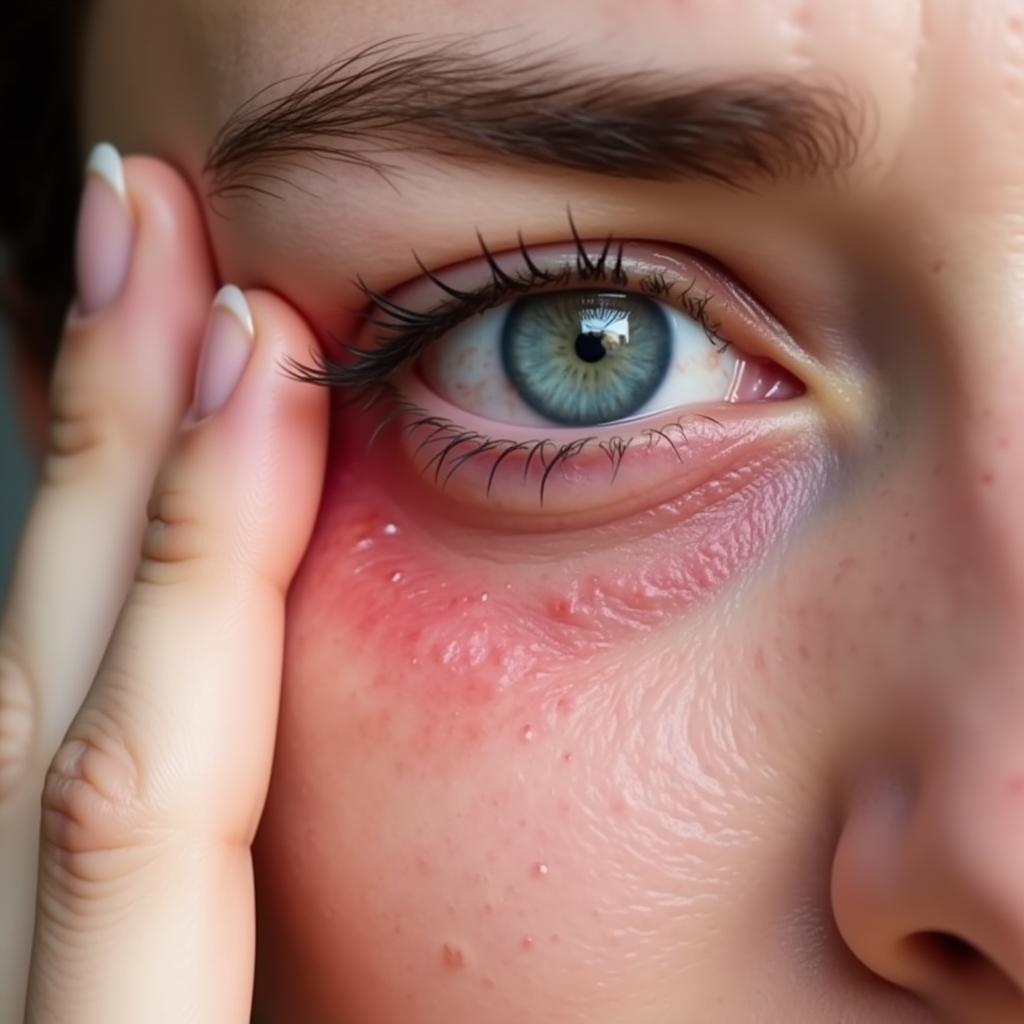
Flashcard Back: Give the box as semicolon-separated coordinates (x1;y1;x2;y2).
192;285;255;420
75;142;134;315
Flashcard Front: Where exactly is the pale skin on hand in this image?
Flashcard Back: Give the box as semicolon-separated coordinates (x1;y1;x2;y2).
5;0;1024;1022
0;153;327;1022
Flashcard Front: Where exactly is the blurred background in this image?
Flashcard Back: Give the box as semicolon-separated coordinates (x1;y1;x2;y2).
0;312;36;596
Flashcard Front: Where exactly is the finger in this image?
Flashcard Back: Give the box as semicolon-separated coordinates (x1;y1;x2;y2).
24;287;329;1024
0;146;214;1018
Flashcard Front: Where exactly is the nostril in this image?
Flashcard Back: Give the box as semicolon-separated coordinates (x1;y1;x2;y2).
904;930;988;981
903;931;1024;1009
914;931;979;966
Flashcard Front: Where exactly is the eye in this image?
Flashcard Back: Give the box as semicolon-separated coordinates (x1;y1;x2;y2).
299;227;810;525
420;287;741;429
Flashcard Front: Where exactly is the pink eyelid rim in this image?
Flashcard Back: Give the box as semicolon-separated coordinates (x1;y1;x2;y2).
397;362;798;447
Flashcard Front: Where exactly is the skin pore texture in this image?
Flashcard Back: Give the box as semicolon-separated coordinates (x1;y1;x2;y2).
76;1;1024;1021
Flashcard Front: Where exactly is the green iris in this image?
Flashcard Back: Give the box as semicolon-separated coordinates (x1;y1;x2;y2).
501;290;672;426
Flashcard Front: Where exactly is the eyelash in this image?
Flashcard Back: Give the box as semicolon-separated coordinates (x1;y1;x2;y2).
283;210;730;390
282;211;732;503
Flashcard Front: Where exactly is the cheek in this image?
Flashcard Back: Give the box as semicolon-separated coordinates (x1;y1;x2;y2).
252;408;832;1020
256;608;769;1021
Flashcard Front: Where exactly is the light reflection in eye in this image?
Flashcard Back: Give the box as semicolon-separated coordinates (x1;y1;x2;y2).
419;287;741;429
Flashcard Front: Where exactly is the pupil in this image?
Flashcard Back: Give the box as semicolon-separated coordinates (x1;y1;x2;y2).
575;332;607;363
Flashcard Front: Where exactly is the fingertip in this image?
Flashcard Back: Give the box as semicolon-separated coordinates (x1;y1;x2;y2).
243;288;332;434
116;155;216;334
196;287;330;588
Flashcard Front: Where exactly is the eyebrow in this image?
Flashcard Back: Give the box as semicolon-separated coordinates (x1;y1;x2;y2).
204;35;867;201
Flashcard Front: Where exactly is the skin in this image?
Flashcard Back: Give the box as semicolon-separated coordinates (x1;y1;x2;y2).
4;0;1024;1021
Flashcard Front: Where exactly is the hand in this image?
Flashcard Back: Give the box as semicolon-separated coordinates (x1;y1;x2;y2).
0;148;328;1022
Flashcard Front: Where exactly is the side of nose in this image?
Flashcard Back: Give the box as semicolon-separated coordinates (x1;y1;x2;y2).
830;691;1024;1022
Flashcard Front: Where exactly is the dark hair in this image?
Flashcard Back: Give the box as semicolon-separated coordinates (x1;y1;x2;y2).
1;5;89;374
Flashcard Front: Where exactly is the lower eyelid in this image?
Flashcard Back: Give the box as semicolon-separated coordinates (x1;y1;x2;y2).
353;379;822;531
308;419;832;699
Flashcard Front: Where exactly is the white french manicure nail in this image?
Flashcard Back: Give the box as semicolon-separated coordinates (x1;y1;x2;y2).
191;285;255;420
75;142;134;315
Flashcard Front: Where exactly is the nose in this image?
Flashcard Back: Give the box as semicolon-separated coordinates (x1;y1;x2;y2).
831;686;1024;1022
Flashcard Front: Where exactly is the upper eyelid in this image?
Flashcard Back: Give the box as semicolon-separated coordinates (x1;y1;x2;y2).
281;234;732;391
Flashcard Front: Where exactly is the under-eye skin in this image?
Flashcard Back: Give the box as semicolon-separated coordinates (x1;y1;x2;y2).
286;216;807;515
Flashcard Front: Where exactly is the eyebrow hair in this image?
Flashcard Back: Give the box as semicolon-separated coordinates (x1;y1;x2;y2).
204;35;867;201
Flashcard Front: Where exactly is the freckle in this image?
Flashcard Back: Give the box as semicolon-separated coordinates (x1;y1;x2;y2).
532;862;549;879
442;943;465;970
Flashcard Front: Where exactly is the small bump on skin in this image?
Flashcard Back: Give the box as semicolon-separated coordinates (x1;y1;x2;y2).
441;943;465;970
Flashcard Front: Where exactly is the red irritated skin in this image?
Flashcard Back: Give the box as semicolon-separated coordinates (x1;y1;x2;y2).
253;391;833;1021
284;393;832;713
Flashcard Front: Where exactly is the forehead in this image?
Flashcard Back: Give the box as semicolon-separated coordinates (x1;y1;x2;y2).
80;0;1024;328
87;0;1024;182
178;0;919;115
